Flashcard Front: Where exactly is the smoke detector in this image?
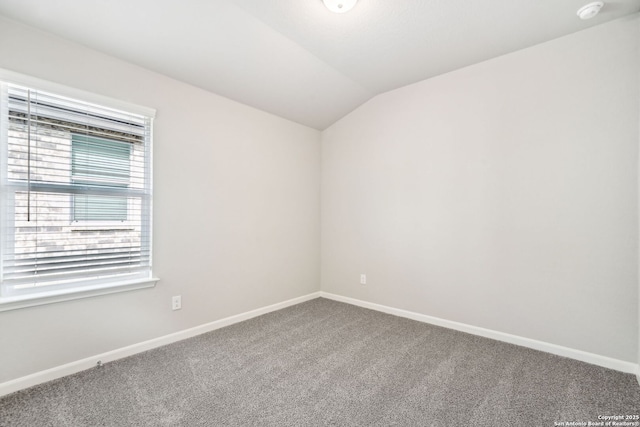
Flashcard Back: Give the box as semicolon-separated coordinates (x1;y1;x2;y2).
323;0;358;13
577;2;604;20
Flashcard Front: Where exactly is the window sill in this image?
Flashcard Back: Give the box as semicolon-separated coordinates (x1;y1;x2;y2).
0;277;159;312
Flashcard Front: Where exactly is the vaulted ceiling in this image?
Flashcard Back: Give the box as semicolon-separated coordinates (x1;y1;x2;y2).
0;0;638;129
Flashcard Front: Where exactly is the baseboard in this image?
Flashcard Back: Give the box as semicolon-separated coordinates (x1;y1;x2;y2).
320;292;639;375
2;290;636;397
0;291;322;398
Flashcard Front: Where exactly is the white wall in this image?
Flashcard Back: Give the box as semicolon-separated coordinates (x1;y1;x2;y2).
1;11;638;386
322;15;640;363
0;16;320;383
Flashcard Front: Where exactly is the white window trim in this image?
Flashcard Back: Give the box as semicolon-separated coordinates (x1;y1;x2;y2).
0;277;159;312
0;69;158;310
0;69;156;119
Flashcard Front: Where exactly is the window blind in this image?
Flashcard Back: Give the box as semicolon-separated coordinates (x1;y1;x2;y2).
1;83;153;297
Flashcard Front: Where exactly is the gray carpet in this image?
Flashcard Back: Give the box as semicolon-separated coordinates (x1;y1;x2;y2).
1;298;638;426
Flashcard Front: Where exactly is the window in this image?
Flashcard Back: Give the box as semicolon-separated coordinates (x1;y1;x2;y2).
0;73;156;307
71;134;131;222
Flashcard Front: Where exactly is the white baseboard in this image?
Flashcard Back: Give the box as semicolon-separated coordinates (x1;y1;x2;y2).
320;292;639;375
2;290;637;397
0;291;321;398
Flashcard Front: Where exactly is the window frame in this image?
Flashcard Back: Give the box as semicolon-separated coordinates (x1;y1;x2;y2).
0;69;158;312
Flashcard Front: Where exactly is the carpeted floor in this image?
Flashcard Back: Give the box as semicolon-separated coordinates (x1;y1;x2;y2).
1;298;639;426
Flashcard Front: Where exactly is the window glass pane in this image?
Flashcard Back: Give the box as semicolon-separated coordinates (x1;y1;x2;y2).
73;194;128;222
72;134;131;187
71;134;131;221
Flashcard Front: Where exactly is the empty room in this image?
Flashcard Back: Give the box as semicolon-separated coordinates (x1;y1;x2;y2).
0;0;639;425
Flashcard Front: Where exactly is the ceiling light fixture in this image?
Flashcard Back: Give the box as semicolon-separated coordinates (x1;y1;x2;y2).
577;2;604;20
323;0;358;13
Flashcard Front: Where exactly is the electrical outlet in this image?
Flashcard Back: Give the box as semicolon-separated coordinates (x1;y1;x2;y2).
172;295;182;311
360;274;366;285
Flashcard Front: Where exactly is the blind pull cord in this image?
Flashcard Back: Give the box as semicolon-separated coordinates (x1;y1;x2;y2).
27;89;31;222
